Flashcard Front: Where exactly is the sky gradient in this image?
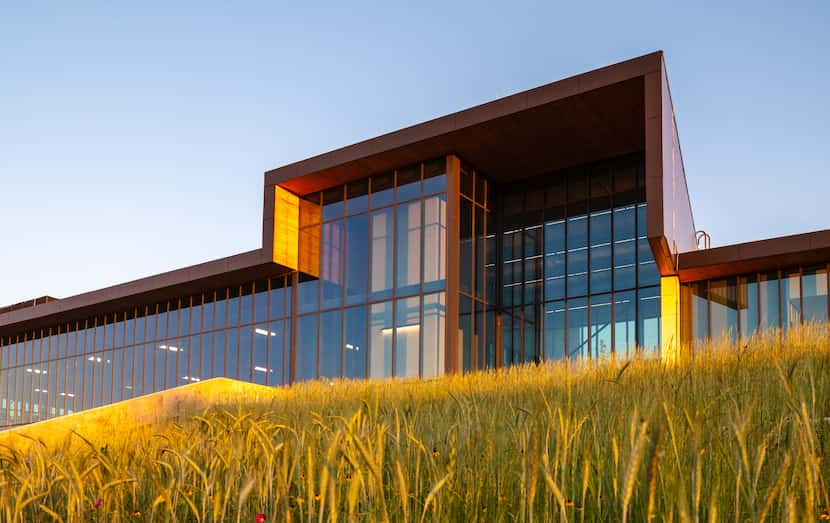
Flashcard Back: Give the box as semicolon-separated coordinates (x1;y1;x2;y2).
1;1;828;303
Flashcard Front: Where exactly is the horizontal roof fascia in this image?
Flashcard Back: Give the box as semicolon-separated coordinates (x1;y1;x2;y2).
0;249;294;337
677;230;830;282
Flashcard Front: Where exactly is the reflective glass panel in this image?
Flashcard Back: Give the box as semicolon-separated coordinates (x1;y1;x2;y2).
637;287;661;354
567;298;589;359
345;213;369;305
710;278;738;344
296;315;318;382
395;296;420;378
396;200;422;296
423;194;447;293
738;276;759;339
321;220;344;309
369;302;393;378
802;267;828;323
781;271;801;332
614;290;637;357
543;300;565;361
422;293;445;378
251;325;269;385
590;293;612;358
319;310;342;379
239;327;252;382
370;208;394;301
759;273;780;330
344;307;367;379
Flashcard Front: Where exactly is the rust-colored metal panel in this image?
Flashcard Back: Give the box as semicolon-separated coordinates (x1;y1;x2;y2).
677;230;830;282
272;186;300;270
444;155;461;376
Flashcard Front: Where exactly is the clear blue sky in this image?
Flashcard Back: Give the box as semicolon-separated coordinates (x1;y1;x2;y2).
1;1;828;303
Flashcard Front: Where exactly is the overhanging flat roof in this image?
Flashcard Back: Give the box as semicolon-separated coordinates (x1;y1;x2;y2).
266;52;661;195
677;230;830;282
0;250;293;337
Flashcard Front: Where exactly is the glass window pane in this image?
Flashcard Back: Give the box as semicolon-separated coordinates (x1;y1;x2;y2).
346;179;369;215
296;315;318;382
322;185;344;221
228;291;240;328
319;310;342;379
370;208;394;301
184;334;202;385
566;247;588;298
344;307;367;379
614;205;636;242
297;274;319;314
637;238;660;287
710;278;738;344
250;326;269;384
233;291;249;328
614;291;636;357
269;278;286;319
396;165;421;202
567;215;587;250
369;302;393;378
370;172;394;208
523;304;539;364
254;288;268;324
637;287;661;355
802;267;828;323
214;294;227;330
544;300;565;361
691;282;709;343
459;296;473;372
396;200;421;296
120;347;133;400
213;331;226;379
423;194;447;293
202;299;214;331
345;214;369;305
422;293;445;378
395;296;420;378
738;276;759;339
590;210;611;247
226;330;239;380
590;244;612;294
267;320;285;386
460;198;473;294
321;220;344;309
759;272;780;330
590;293;612;359
239;327;252;382
567;297;589;359
423;160;445;195
637;204;648;238
780;271;801;332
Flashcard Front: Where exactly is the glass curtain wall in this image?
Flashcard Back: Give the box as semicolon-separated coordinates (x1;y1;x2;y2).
294;158;448;382
458;163;495;372
687;264;829;344
0;276;293;427
497;153;660;365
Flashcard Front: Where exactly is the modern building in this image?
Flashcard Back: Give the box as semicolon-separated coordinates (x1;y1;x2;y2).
1;51;828;427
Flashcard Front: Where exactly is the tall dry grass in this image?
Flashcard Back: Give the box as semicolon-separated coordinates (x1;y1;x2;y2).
0;325;829;522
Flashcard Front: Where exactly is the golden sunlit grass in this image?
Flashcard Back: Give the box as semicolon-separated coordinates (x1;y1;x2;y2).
1;325;829;522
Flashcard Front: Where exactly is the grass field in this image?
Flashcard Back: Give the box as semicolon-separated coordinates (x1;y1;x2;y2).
1;326;829;522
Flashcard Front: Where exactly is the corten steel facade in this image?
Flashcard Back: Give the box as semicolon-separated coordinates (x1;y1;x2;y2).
1;51;828;427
